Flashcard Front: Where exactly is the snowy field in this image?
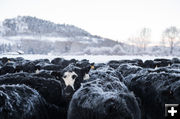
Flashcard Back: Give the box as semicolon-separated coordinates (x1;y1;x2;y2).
0;54;177;63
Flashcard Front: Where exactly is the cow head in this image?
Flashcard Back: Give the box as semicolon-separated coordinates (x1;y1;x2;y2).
62;64;94;98
51;63;93;99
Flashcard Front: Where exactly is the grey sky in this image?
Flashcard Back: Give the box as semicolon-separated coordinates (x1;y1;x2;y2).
0;0;180;45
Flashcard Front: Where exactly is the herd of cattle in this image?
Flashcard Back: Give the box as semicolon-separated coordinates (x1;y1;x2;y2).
0;57;180;119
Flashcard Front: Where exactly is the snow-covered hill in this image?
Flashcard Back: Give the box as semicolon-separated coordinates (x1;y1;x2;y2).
1;16;90;37
1;16;176;56
0;16;122;55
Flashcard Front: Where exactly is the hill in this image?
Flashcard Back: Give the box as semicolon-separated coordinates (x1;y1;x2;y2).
0;16;124;55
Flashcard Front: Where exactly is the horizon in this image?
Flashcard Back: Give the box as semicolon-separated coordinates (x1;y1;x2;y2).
1;0;180;45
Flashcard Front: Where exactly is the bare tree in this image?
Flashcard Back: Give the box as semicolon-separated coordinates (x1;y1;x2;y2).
162;26;180;54
128;36;137;54
138;28;151;51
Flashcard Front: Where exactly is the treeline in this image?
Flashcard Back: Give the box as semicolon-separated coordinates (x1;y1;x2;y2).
127;26;180;55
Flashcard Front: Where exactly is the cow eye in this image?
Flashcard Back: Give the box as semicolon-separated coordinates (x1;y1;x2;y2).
72;74;77;79
63;75;67;78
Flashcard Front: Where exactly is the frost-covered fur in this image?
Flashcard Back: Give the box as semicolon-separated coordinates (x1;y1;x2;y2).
1;57;180;119
121;64;180;119
0;72;66;119
0;72;64;107
68;67;141;119
0;84;49;119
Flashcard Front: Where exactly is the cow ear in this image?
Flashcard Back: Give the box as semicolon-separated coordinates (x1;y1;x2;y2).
90;63;95;70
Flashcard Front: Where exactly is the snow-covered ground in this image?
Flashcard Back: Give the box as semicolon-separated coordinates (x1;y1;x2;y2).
0;37;15;45
0;35;103;45
0;54;177;63
2;36;70;43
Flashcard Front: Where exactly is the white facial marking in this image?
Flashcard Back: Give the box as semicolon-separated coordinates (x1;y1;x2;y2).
83;73;90;80
155;65;158;69
62;71;78;90
35;69;40;74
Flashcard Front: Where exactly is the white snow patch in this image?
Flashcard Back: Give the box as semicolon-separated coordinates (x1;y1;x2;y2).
79;40;91;44
4;36;70;42
91;38;99;44
0;54;176;63
0;37;14;45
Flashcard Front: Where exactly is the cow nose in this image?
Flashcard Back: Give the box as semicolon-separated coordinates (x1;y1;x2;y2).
64;85;74;97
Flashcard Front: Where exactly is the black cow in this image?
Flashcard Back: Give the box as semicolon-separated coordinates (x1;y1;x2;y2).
125;70;180;119
51;58;77;69
68;67;141;119
0;72;66;119
60;63;92;99
0;73;63;105
116;64;143;77
107;59;143;69
0;84;49;119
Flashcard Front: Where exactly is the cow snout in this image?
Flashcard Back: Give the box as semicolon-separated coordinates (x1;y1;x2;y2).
64;85;74;98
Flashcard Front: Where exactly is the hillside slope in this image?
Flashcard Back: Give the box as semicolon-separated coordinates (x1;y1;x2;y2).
0;16;124;55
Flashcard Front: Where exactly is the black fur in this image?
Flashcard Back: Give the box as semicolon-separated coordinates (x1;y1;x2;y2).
0;84;49;119
68;67;141;119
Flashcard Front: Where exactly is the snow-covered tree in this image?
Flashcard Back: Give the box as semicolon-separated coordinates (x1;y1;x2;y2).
162;26;180;54
128;37;137;54
138;28;151;51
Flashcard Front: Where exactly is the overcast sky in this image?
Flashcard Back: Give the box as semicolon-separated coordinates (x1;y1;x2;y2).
0;0;180;45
